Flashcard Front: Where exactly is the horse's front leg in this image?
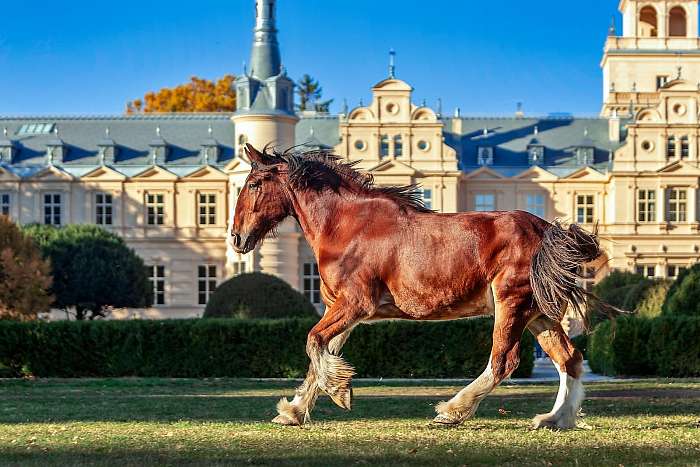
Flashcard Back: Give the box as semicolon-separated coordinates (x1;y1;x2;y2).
272;296;361;426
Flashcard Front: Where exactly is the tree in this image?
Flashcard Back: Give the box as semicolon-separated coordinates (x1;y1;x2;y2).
662;263;700;316
0;216;53;321
296;74;333;113
592;270;650;311
23;225;151;320
203;272;318;320
126;75;236;113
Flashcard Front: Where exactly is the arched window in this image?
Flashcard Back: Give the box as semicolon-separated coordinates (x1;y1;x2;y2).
670;7;687;37
393;135;403;157
640;6;658;37
380;135;390;158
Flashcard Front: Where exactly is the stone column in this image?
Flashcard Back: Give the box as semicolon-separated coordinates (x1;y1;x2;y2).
257;218;302;290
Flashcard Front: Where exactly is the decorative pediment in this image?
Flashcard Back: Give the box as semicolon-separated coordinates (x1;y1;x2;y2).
31;165;74;181
80;165;126;181
348;107;375;122
661;79;697;92
131;165;178;181
371;78;413;92
224;156;252;174
562;166;608;180
181;165;228;181
463;167;505;180
636;109;662;123
656;160;700;175
0;166;20;181
366;159;422;177
411;107;437;122
513;166;558;181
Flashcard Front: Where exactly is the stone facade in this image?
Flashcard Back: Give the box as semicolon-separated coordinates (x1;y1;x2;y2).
3;0;700;326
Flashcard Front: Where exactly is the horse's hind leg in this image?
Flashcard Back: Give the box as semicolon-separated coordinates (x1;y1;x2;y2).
528;316;584;430
434;287;529;425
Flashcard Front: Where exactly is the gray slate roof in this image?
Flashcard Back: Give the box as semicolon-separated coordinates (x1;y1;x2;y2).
0;113;624;179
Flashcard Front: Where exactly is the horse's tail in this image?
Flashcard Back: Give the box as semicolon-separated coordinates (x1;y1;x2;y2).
530;221;623;331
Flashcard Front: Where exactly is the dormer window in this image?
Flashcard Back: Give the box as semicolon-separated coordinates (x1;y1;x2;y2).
477;147;493;166
575;146;594;166
528;146;544;166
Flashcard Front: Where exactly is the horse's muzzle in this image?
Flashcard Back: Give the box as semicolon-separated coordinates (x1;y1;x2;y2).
229;230;255;254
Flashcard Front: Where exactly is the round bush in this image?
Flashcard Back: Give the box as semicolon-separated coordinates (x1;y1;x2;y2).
203;272;319;320
636;279;671;318
663;264;700;316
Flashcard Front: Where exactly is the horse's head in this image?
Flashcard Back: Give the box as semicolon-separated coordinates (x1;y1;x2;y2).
229;144;291;254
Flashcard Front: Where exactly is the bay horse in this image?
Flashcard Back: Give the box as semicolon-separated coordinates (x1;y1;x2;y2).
230;144;606;430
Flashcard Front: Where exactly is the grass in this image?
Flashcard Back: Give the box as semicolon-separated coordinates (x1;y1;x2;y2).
0;378;698;466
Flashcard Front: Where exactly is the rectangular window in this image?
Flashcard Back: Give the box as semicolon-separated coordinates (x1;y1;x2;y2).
43;193;62;226
681;136;689;159
145;192;165;225
380;135;390;158
667;188;687;222
474;193;495;212
198;192;217;226
526;193;545;218
635;265;656;278
576;194;594;224
0;193;10;217
303;262;322;306
667;265;686;279
656;75;669;89
667;136;676;158
422;189;433;210
394;136;403;157
637;189;656;223
232;261;247;276
95;192;113;225
197;264;217;305
147;265;166;306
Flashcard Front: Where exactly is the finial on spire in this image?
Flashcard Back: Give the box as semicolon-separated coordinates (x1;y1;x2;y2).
388;49;396;78
208;124;213;136
454;107;461;118
608;16;616;36
341;98;348;115
437;98;442;117
156;126;161;138
2;127;7;138
632;82;637;92
54;125;59;138
105;127;110;138
243;61;248;76
534;125;539;135
359;97;364;107
421;98;427;107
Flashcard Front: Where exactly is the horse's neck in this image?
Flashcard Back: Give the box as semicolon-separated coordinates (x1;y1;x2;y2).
290;188;345;253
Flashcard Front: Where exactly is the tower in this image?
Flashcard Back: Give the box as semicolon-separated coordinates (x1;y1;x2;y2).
601;0;700;116
228;0;302;290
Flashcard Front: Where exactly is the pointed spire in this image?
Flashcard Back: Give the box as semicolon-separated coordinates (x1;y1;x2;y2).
388;49;396;78
437;98;442;117
677;65;683;80
341;98;348;115
250;0;281;80
454;107;461;118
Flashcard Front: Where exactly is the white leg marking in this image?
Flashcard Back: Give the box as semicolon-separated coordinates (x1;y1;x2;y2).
434;358;497;424
532;362;584;430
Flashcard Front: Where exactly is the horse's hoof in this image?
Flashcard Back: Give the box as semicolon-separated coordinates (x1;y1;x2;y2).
329;387;353;410
272;414;300;426
431;414;462;426
532;413;575;430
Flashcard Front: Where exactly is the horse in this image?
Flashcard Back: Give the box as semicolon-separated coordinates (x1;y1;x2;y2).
229;143;607;430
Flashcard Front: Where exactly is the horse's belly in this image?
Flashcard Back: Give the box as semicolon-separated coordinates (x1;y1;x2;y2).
377;285;495;321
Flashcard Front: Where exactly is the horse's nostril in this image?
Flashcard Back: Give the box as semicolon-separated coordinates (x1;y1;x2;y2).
231;233;241;247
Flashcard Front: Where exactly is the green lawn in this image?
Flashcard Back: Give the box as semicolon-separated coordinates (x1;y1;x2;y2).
0;378;698;466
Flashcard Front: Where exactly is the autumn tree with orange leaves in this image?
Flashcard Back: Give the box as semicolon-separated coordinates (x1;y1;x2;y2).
126;75;236;113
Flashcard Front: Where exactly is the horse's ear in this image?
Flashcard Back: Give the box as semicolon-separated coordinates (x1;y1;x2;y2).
245;144;268;165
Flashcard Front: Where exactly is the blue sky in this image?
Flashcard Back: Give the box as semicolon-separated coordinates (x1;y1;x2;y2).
1;0;619;116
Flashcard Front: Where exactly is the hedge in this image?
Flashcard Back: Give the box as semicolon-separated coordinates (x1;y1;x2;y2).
588;316;700;377
0;318;533;379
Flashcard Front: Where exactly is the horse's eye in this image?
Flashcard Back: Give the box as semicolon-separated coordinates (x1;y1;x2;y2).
248;181;261;190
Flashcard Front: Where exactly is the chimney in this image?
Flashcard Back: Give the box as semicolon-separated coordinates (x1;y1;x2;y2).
609;110;621;143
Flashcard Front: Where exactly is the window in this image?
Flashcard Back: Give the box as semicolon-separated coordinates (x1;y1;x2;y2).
380;135;390;158
146;193;165;225
680;136;689;159
639;6;658;37
637;190;656;223
303;262;321;306
231;260;247;276
198;193;217;226
422;189;433;210
197;265;217;305
667;265;686;279
475;193;495;212
667;188;687;222
526;193;545;218
0;193;10;217
669;6;687;37
635;265;656;278
393;135;403;157
580;266;596;293
576;194;594;224
17;123;55;135
667;136;676;158
43;193;62;226
656;75;669;89
95;192;113;225
147;265;166;306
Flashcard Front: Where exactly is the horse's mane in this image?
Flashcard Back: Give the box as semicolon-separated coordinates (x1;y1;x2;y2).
255;147;432;213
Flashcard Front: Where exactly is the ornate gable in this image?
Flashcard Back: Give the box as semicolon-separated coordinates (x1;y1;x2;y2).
463;167;506;180
81;165;127;181
182;165;228;181
131;165;178;181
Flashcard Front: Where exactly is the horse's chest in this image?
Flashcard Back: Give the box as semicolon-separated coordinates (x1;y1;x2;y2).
381;284;495;320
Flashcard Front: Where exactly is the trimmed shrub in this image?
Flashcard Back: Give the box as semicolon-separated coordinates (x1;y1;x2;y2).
647;316;700;377
636;279;671;318
588;317;654;376
571;334;588;360
204;272;318;320
593;270;648;310
0;318;534;378
662;263;700;316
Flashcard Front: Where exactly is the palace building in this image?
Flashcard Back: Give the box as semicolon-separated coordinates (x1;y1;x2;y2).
2;0;700;326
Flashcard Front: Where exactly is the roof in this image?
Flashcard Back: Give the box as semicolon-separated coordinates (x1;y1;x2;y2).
0;114;236;171
443;116;622;176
